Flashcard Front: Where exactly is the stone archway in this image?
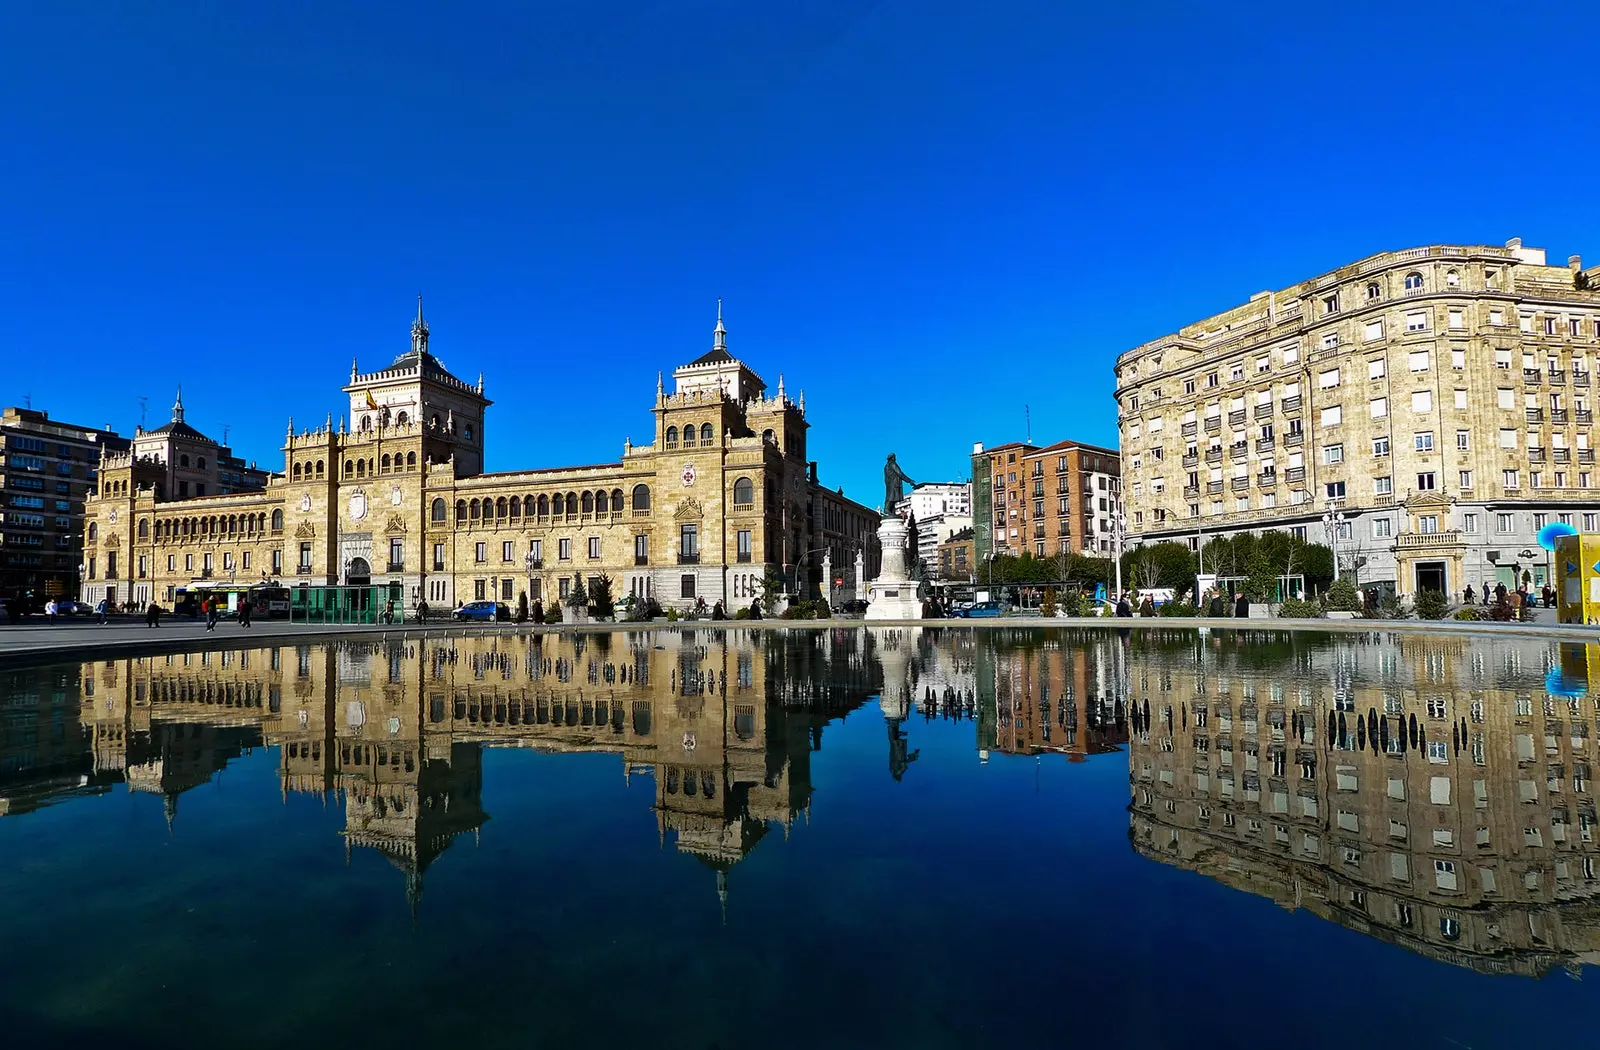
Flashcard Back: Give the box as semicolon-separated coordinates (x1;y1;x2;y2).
346;556;371;586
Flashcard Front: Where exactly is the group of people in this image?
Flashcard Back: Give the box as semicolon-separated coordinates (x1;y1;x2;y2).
1463;580;1553;612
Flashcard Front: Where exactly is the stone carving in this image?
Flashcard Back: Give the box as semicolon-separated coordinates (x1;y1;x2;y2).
384;514;407;534
104;533;121;549
295;522;316;539
673;496;704;521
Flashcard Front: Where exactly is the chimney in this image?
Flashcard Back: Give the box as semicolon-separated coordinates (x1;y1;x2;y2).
1570;254;1583;272
1505;237;1522;249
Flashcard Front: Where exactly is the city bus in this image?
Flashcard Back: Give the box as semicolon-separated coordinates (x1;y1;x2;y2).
175;581;292;619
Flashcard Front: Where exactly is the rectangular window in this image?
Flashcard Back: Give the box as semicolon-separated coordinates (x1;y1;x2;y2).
1370;397;1388;418
1454;388;1468;409
1587;513;1600;532
1364;319;1384;341
1497;387;1515;409
1321;406;1342;426
1319;368;1340;389
1373;517;1392;538
1451;348;1465;369
737;530;752;562
559;537;572;560
680;523;699;559
433;542;445;571
1494;348;1512;369
1322;333;1339;350
167;554;175;572
1453;430;1469;451
271;549;282;574
1406;312;1428;333
1368;358;1385;379
1462;512;1478;532
1490;308;1504;326
1416;472;1436;490
1323;444;1343;465
475;579;487;600
1325;481;1346;499
634;534;649;564
1411;390;1432;413
1504;470;1520;488
502;540;514;562
1374;476;1392;495
1449;309;1464;330
1498;428;1518;449
1414;432;1434;452
681;574;697;599
298;544;311;571
475;542;487;563
1497;513;1514;533
1408;350;1431;371
1372;436;1390;457
588;536;601;559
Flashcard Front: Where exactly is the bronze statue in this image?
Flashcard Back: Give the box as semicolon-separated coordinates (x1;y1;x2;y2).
882;453;915;515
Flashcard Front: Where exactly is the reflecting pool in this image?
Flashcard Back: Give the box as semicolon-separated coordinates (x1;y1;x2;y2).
2;626;1599;1048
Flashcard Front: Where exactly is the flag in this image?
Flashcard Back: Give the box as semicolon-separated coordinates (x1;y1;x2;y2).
365;390;378;410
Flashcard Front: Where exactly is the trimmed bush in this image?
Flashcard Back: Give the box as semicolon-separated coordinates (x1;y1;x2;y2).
1041;587;1058;618
1453;607;1482;621
1158;601;1198;617
666;608;679;623
1277;598;1323;618
1326;578;1361;612
1414;588;1450;621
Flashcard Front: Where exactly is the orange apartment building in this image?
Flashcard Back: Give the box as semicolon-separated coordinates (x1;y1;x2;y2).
971;439;1121;561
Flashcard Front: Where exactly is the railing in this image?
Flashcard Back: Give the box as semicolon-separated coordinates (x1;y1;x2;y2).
1183;485;1200;497
1284;431;1304;447
635;555;649;566
1282;395;1303;413
1395;529;1463;550
1527;408;1545;423
1229;445;1248;461
1181;422;1197;437
735;552;751;563
1256;438;1275;453
1204;418;1221;433
1578;409;1593;424
1286;467;1306;483
1554;448;1571;463
1228;410;1246;426
1205;449;1222;464
1525;369;1543;385
1206;481;1224;494
1182;454;1199;467
387;562;404;573
528;559;543;569
677;552;700;565
1553;409;1570;424
732;502;754;513
1574;371;1591;387
1230;477;1249;492
1581;449;1595;463
1529;448;1546;462
1550;371;1568;386
1257;473;1277;488
1254;404;1273;419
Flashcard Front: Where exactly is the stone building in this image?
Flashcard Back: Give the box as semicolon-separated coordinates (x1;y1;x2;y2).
1;406;128;602
936;526;974;582
1116;239;1600;598
80;303;880;613
1127;632;1600;975
970;439;1121;563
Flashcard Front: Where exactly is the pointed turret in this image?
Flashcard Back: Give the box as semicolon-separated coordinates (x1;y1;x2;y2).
410;294;429;354
171;386;185;424
713;298;727;351
351;357;359;381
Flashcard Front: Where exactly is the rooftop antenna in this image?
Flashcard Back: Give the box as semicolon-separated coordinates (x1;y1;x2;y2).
137;396;149;428
222;424;231;446
22;393;30;410
1025;404;1031;445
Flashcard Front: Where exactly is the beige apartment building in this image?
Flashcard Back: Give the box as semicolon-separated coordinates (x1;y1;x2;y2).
1116;239;1600;598
80;303;880;614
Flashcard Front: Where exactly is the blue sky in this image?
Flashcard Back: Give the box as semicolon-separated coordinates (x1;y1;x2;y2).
4;1;1598;502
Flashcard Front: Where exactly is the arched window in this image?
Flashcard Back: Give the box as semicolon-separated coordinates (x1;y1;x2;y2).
180;455;190;467
665;426;678;447
137;518;148;539
682;425;696;448
1404;272;1423;290
595;490;609;514
733;477;754;505
381;454;391;472
356;460;366;477
611;488;623;511
537;494;549;518
397;411;409;426
315;460;325;478
344;460;354;476
701;422;714;445
495;497;508;519
360;415;372;432
469;498;481;519
271;509;284;531
1366;282;1381;300
197;457;206;470
455;500;467;523
1445;270;1460;288
581;491;595;515
508;496;521;519
88;523;97;542
632;484;650;511
406;451;416;469
565;492;578;517
292;462;302;479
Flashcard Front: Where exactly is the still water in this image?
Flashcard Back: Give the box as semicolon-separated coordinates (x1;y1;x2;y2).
2;626;1598;1048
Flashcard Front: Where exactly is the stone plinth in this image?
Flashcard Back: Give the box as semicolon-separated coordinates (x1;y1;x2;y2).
865;516;923;621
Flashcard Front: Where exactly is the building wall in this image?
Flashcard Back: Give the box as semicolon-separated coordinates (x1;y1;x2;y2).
972;440;1121;560
0;407;129;601
1116;240;1600;595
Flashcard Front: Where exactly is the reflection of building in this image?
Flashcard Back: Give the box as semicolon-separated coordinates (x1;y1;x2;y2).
1128;633;1600;975
81;305;880;614
53;629;877;914
0;665;107;815
988;638;1128;760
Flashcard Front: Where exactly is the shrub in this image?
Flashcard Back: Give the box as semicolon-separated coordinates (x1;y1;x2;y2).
1376;594;1409;620
1040;587;1058;618
734;607;751;620
1326;578;1361;612
1277;598;1323;618
1158;601;1198;617
666;608;679;623
1488;601;1516;622
542;603;563;624
1414;588;1450;621
1453;607;1482;621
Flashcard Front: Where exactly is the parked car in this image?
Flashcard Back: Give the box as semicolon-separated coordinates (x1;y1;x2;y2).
58;600;95;616
953;600;1007;618
834;599;870;616
453;600;510;622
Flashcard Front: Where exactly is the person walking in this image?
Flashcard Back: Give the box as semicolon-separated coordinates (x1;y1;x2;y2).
45;598;58;624
238;598;252;628
1464;584;1475;606
146;601;161;628
1234;591;1249;618
1207;590;1225;617
205;597;219;632
96;597;109;625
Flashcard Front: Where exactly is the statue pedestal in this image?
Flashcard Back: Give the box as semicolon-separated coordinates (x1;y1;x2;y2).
865;516;923;621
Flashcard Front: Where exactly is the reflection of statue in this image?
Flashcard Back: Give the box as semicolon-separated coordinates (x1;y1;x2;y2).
887;719;919;782
883;454;915;515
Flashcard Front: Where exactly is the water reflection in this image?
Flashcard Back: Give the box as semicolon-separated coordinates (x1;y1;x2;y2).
1127;629;1600;976
5;625;1600;981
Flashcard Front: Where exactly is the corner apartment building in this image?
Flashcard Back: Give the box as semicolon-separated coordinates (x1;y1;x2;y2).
1115;239;1600;597
1;407;129;601
971;440;1120;561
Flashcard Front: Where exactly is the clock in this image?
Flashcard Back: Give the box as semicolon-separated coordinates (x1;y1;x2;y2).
681;463;697;487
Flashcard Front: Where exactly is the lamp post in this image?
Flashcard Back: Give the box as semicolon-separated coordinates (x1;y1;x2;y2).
1322;510;1347;583
1112;511;1127;600
1519;548;1536;592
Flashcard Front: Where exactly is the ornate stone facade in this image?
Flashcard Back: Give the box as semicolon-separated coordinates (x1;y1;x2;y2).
1115;239;1600;597
80;304;880;612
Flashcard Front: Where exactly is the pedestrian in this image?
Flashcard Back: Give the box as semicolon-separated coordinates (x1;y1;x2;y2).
1495;582;1507;605
205;598;219;632
1115;593;1132;617
1483;582;1493;606
749;600;763;620
146;601;161;628
1234;591;1249;618
1544;584;1555;608
382;599;394;625
238;598;252;628
45;598;58;624
1207;590;1225;617
417;599;431;623
1464;584;1474;606
96;597;109;624
711;599;726;620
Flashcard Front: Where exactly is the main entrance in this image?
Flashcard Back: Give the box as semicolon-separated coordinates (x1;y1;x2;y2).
346;556;371;586
1415;561;1448;596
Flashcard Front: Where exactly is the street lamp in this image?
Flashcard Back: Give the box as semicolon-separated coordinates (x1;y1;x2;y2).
1112;511;1127;600
1322;510;1347;583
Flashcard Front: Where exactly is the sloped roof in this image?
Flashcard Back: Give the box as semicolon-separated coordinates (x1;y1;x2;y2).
688;346;736;366
143;420;216;444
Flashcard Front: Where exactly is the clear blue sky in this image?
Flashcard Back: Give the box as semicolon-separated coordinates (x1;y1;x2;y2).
4;1;1598;502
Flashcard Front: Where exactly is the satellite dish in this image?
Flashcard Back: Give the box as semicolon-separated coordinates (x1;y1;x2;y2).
1538;522;1578;551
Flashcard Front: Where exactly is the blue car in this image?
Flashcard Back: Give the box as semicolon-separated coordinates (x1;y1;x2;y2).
453;600;509;622
954;600;1006;618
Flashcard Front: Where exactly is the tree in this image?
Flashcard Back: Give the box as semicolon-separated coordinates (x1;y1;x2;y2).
1120;541;1196;598
516;591;529;622
565;573;588;609
761;568;784;615
589;574;615;619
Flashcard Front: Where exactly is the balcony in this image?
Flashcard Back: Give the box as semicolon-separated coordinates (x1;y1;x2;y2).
1395;529;1464;551
1205;448;1222;464
1284;431;1304;447
1286;467;1306;483
1182;453;1199;467
1228;410;1247;426
1254;403;1273;419
1553;409;1570;424
1257;473;1277;488
1555;448;1571;463
1527;408;1545;423
1525;369;1543;386
1204;418;1221;433
297;564;313;575
1229;444;1249;462
1183;485;1200;497
1578;409;1593;424
1256;438;1275;453
735;552;751;563
1206;480;1224;494
636;554;650;566
1581;449;1596;464
1550;370;1568;386
386;562;405;573
1227;476;1247;492
678;552;700;565
1181;422;1197;437
1575;371;1592;387
1281;395;1303;414
1529;447;1546;462
732;501;754;513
